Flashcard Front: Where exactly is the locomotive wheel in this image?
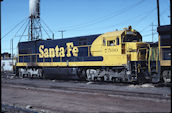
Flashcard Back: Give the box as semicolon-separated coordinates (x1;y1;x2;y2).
19;71;23;78
38;69;43;79
163;70;171;83
86;69;99;81
41;70;45;79
112;78;116;83
100;77;104;82
93;77;97;82
77;69;87;80
28;72;31;78
115;78;121;83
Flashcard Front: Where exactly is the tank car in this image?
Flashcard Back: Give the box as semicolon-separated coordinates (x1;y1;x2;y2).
16;26;160;83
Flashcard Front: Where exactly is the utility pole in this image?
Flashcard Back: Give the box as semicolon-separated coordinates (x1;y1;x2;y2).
52;33;54;40
0;0;3;63
0;0;3;112
11;38;13;66
150;23;157;42
168;2;171;19
58;30;65;39
152;23;154;42
157;0;160;27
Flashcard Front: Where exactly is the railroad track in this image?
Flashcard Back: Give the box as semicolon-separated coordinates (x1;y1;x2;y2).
2;79;170;101
2;73;171;87
2;104;38;113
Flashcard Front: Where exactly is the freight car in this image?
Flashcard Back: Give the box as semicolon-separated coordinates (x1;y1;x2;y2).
16;26;160;83
157;25;171;83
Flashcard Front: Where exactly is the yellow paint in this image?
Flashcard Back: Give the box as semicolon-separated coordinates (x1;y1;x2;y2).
44;48;49;58
39;45;44;58
66;42;73;57
160;60;171;66
59;47;65;57
72;47;79;57
49;48;55;58
38;42;79;58
159;46;171;67
16;63;27;67
19;53;39;56
160;46;171;48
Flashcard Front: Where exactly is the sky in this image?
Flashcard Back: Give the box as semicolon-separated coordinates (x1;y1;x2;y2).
1;0;171;55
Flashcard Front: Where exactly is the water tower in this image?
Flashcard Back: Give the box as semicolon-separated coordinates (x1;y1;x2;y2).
29;0;42;41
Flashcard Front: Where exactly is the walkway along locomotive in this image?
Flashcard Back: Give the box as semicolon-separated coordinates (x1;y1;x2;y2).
16;26;160;83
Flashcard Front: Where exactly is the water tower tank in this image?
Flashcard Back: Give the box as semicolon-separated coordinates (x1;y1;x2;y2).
29;0;40;18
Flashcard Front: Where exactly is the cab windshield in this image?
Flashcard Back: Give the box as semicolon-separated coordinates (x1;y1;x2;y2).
122;34;141;42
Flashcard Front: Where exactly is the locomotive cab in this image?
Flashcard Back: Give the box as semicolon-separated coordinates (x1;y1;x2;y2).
122;26;142;42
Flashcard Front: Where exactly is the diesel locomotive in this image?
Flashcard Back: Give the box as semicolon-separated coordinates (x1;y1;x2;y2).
16;26;160;83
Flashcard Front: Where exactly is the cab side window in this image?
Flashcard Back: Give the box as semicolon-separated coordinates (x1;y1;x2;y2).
116;37;120;45
103;38;106;46
107;40;115;46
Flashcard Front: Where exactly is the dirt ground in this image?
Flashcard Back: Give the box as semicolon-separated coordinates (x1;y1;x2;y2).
1;77;171;113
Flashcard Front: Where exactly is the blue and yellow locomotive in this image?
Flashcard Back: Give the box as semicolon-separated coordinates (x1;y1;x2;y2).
16;26;160;83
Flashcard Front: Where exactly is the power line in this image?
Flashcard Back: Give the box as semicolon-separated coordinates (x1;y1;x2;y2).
41;18;54;34
61;0;145;31
39;19;54;39
60;6;157;33
150;23;157;42
2;19;29;54
142;32;158;37
140;6;169;34
19;21;30;42
159;7;170;25
2;17;28;40
38;20;51;39
139;7;168;33
14;19;29;37
1;48;17;50
58;30;66;39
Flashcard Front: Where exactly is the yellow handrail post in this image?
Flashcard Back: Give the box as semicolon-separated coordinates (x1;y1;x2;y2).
156;48;159;72
36;55;37;63
88;46;90;57
148;47;151;73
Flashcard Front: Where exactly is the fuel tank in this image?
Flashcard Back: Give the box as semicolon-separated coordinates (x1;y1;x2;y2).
43;67;80;80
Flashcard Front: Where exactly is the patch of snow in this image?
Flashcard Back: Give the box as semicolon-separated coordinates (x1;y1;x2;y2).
86;82;94;85
141;84;154;88
52;80;56;82
26;105;32;109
